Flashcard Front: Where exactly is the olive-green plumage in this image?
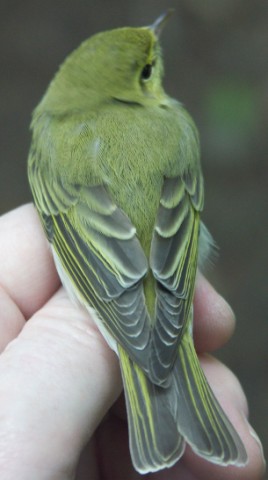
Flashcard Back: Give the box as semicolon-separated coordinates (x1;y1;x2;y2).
28;13;247;473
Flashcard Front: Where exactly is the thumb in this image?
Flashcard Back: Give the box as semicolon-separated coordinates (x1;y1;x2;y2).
0;288;122;480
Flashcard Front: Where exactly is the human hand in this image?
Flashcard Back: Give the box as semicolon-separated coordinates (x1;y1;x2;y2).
0;204;265;479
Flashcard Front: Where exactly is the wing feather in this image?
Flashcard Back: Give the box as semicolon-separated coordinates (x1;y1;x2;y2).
149;173;203;385
29;159;152;370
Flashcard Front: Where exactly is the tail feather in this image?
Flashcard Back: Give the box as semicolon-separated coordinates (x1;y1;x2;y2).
173;329;248;466
118;345;185;474
118;330;247;473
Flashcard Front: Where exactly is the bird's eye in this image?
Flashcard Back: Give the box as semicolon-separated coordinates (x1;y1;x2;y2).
141;64;153;81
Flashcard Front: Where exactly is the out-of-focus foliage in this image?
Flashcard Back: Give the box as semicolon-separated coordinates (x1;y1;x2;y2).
203;79;259;164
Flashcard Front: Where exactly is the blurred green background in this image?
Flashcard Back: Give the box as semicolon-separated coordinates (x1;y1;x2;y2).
1;0;267;469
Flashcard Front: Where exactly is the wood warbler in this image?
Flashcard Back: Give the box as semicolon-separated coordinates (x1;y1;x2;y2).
28;12;247;473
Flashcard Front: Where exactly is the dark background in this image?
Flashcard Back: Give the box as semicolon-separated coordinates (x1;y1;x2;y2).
1;0;267;470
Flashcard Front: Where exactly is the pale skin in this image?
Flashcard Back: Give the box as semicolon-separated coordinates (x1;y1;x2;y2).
0;204;265;480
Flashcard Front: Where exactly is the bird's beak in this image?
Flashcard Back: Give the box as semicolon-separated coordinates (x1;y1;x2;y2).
150;9;174;38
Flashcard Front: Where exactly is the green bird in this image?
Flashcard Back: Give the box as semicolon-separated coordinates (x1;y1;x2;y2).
28;12;247;473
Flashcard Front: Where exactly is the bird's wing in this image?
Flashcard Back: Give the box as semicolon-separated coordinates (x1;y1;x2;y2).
28;154;152;372
149;171;204;385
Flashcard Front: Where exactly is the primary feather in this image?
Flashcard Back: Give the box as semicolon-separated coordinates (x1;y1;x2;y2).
28;17;247;473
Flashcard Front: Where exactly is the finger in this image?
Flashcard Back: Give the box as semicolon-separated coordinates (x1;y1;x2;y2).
0;204;60;319
183;355;266;480
193;274;236;352
0;288;122;480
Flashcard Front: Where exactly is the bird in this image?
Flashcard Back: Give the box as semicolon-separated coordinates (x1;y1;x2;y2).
28;11;248;473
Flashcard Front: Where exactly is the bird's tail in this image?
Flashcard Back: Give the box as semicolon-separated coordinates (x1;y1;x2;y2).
118;345;185;473
118;331;247;474
172;329;248;466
